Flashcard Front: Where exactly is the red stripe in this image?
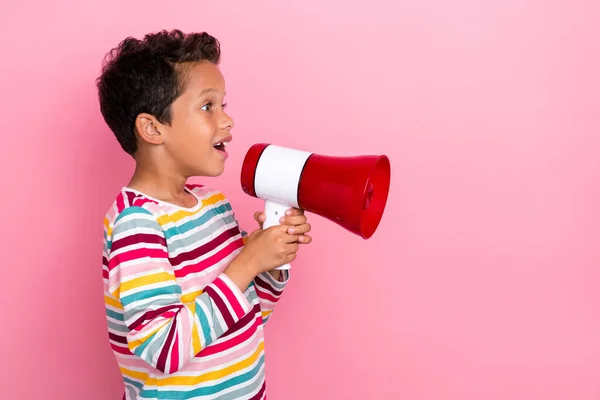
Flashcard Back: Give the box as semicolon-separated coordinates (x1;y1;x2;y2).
197;307;261;357
102;257;109;279
116;194;125;212
111;232;166;253
109;332;128;344
185;183;204;190
111;248;169;269
213;277;246;318
111;343;132;355
221;303;262;339
170;329;179;373
254;287;279;303
169;226;242;267
129;305;182;331
176;238;244;278
125;191;136;206
157;318;178;373
204;284;235;328
254;274;283;297
134;197;158;207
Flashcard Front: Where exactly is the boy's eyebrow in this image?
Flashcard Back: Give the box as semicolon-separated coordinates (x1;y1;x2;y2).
197;88;225;97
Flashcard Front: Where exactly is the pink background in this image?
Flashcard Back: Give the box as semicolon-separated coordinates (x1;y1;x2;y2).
1;1;599;399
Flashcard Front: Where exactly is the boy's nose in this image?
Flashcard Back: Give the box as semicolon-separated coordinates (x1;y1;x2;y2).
220;111;234;131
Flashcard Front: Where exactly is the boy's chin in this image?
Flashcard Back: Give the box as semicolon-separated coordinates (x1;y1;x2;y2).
194;164;225;178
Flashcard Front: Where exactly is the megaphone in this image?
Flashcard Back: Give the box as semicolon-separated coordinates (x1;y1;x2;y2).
240;143;391;270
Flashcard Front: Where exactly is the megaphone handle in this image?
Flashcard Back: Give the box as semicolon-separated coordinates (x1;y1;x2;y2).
262;199;292;271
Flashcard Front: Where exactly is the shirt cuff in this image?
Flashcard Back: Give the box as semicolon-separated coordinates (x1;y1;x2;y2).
260;269;290;291
204;273;253;325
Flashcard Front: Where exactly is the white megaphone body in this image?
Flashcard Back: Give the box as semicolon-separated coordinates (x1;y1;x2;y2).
241;143;391;270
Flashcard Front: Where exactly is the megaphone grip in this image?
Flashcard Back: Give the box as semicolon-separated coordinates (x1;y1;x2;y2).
262;200;292;271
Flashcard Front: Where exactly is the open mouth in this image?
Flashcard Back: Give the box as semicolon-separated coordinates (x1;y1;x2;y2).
213;142;227;152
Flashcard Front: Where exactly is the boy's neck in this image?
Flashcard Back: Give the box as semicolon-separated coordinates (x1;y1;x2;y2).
127;160;195;207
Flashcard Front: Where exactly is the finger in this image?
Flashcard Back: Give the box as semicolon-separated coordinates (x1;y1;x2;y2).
268;225;296;239
280;215;307;226
285;208;304;216
284;242;300;254
285;252;297;263
287;223;311;235
298;234;312;244
270;224;292;234
282;233;300;244
254;212;266;223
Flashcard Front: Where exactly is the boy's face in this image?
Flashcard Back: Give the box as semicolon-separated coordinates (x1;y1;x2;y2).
162;61;234;177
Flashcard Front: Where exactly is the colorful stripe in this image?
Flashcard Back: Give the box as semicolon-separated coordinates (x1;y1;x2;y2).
102;185;289;399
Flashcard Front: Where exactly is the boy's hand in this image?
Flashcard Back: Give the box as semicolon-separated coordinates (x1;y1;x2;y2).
253;208;312;244
226;224;298;290
253;208;312;281
225;208;312;291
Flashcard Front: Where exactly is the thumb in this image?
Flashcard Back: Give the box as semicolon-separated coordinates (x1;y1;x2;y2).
254;211;266;229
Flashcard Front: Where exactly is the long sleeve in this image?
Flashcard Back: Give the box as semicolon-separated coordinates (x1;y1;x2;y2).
237;223;290;325
253;270;289;324
107;206;253;374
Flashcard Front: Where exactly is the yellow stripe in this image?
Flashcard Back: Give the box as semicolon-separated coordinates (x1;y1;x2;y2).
181;289;203;304
121;367;149;382
128;319;170;350
120;271;174;293
104;217;113;236
191;323;201;355
148;341;265;386
261;310;272;319
156;193;227;226
186;290;204;354
105;295;123;310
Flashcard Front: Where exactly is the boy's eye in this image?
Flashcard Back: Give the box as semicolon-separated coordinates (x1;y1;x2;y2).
201;103;212;112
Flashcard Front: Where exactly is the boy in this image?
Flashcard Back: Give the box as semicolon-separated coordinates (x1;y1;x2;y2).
97;29;312;400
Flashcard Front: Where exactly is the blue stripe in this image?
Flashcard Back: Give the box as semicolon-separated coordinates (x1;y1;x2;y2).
106;308;124;321
133;330;156;358
163;203;233;239
116;206;154;221
124;377;144;391
196;300;213;346
120;284;181;307
110;206;157;250
138;354;265;399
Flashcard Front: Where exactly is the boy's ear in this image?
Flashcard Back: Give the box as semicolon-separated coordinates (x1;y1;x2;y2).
135;113;165;146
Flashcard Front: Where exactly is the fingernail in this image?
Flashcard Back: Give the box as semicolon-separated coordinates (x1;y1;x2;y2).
286;210;292;216
279;217;285;223
298;236;304;242
289;228;295;234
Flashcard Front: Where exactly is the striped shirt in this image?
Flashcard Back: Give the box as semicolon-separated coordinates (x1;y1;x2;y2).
102;184;288;400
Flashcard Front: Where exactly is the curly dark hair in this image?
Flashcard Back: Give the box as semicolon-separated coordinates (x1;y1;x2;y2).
96;29;221;156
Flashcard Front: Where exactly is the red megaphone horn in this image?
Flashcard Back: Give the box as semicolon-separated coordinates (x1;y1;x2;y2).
241;143;391;269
